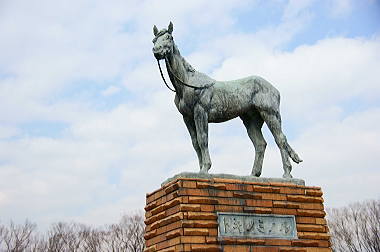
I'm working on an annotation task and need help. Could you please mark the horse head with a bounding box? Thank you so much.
[152,22,174,60]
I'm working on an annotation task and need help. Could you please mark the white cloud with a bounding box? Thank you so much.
[283,0,315,20]
[0,125,19,139]
[101,86,121,96]
[0,0,379,230]
[328,0,353,17]
[210,36,380,122]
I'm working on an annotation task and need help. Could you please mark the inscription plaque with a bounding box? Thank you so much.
[218,212,297,239]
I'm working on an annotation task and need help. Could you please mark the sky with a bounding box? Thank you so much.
[0,0,379,229]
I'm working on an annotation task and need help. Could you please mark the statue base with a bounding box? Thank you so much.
[144,173,331,252]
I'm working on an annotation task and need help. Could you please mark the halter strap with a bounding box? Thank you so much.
[157,59,176,92]
[164,57,214,91]
[156,57,214,92]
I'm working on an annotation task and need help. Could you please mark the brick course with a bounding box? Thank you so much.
[145,178,331,252]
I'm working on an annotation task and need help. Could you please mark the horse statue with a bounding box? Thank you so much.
[152,22,302,178]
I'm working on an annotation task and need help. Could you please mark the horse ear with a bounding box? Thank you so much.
[168,21,173,34]
[153,25,159,36]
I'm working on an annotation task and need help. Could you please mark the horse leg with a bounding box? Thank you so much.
[260,110,293,178]
[240,111,266,177]
[183,116,203,169]
[194,105,212,173]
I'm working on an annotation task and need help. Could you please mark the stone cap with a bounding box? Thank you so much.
[161,172,305,187]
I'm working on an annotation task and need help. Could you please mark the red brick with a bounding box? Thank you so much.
[297,224,326,232]
[305,189,323,197]
[164,182,180,194]
[219,237,266,245]
[144,245,157,252]
[206,236,218,244]
[151,212,183,230]
[191,244,221,252]
[217,198,245,206]
[244,207,272,214]
[272,208,297,215]
[145,201,158,211]
[165,229,182,239]
[181,220,218,228]
[252,185,274,193]
[246,199,273,207]
[278,249,306,252]
[179,188,209,197]
[166,204,180,216]
[292,240,320,247]
[233,191,262,199]
[315,218,327,225]
[279,187,305,195]
[297,209,326,218]
[209,228,218,236]
[197,182,227,190]
[187,212,217,220]
[212,190,234,198]
[144,229,157,240]
[252,247,279,252]
[156,220,182,235]
[296,216,316,224]
[182,181,197,188]
[188,196,218,204]
[287,195,323,203]
[224,245,251,252]
[226,183,248,191]
[183,228,209,236]
[215,205,244,212]
[201,204,214,212]
[261,193,287,201]
[298,232,330,240]
[299,203,324,210]
[273,201,300,209]
[212,178,243,184]
[179,204,201,212]
[265,239,292,246]
[180,236,205,244]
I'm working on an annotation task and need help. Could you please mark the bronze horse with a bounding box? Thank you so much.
[152,22,302,178]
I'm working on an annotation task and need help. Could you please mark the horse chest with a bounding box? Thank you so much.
[176,96,194,116]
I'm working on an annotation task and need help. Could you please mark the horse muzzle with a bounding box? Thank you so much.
[153,48,169,60]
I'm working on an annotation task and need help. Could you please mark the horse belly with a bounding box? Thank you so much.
[208,89,253,123]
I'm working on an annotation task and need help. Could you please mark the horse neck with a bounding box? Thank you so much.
[165,45,193,94]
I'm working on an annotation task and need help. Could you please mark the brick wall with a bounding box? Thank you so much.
[144,177,331,252]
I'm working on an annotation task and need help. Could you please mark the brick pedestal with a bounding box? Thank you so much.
[144,175,331,252]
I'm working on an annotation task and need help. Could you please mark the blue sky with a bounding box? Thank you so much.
[0,0,379,228]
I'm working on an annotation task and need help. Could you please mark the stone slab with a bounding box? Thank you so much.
[161,172,305,187]
[218,212,297,239]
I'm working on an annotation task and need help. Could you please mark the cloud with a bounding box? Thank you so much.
[328,0,353,17]
[101,86,121,96]
[0,0,379,229]
[210,36,380,121]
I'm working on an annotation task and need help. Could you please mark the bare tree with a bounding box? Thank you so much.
[102,212,145,252]
[0,220,36,252]
[0,212,145,252]
[327,199,380,252]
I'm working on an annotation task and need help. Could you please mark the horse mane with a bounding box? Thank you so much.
[173,44,195,74]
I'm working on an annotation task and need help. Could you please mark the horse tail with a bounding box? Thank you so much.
[285,143,303,164]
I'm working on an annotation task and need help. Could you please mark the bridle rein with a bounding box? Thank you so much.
[156,56,214,93]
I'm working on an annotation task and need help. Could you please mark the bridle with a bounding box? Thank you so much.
[156,55,214,93]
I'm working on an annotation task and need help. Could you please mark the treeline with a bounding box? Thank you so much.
[0,213,145,252]
[1,200,379,251]
[327,199,380,252]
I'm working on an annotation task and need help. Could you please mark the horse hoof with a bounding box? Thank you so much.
[199,169,208,174]
[282,173,293,179]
